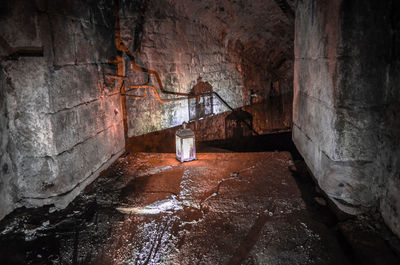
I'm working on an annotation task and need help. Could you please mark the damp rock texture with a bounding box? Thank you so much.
[0,152,355,264]
[0,0,295,221]
[0,0,125,220]
[119,0,294,137]
[293,0,400,237]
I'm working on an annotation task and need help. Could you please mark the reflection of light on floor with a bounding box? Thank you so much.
[117,169,198,215]
[116,196,182,215]
[130,217,179,265]
[116,169,197,264]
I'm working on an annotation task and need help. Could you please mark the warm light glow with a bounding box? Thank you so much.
[182,138,194,160]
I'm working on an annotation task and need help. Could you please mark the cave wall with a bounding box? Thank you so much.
[0,0,124,219]
[0,0,294,220]
[119,0,294,138]
[293,0,400,237]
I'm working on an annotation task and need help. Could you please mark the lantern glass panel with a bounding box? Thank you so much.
[176,135,182,160]
[182,137,194,160]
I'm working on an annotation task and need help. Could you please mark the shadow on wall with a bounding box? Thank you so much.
[114,0,294,138]
[188,77,214,122]
[225,109,253,139]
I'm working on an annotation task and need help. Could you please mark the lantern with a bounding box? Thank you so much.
[176,122,197,162]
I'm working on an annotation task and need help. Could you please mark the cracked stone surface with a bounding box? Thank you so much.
[0,0,124,220]
[0,151,363,264]
[293,0,400,238]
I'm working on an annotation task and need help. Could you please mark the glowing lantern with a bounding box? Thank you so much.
[176,122,196,162]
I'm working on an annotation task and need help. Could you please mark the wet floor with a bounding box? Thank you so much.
[0,151,399,264]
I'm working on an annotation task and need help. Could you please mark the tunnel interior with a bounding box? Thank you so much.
[0,0,400,264]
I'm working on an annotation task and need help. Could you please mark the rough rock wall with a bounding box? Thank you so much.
[379,0,400,239]
[119,0,294,137]
[0,66,16,218]
[0,0,125,219]
[293,0,343,209]
[293,0,400,237]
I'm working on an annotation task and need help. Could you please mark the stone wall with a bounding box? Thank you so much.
[0,0,295,220]
[118,0,294,138]
[0,0,125,220]
[379,0,400,240]
[293,0,400,237]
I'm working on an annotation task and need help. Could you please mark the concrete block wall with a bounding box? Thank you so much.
[379,0,400,239]
[121,0,242,137]
[293,0,400,237]
[0,0,125,219]
[119,0,294,138]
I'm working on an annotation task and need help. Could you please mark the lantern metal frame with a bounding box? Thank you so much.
[176,122,197,162]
